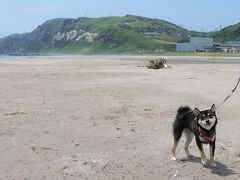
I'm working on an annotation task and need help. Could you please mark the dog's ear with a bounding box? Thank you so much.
[210,104,216,112]
[193,108,201,116]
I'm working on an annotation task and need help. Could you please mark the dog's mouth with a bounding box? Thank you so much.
[198,117,216,130]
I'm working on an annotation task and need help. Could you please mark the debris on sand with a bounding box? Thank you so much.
[41,147,58,151]
[168,170,178,179]
[147,57,169,69]
[31,146,36,152]
[4,110,27,116]
[82,160,88,166]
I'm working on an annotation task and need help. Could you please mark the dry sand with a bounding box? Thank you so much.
[0,55,239,180]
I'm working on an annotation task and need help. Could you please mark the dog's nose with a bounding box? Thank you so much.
[206,120,210,125]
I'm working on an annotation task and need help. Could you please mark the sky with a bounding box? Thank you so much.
[0,0,239,37]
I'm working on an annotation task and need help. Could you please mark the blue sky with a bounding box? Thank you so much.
[0,0,239,37]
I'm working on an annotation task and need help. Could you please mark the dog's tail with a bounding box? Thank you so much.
[176,105,193,120]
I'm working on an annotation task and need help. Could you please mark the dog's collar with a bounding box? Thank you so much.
[198,127,216,144]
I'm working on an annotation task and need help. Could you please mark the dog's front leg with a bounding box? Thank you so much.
[209,140,216,167]
[196,138,207,165]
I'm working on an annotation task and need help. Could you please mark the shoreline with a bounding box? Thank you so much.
[1,54,240,64]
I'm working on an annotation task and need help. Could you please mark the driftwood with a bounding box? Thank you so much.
[147,58,169,69]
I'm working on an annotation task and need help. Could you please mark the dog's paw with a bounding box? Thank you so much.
[171,156,177,161]
[209,161,217,167]
[201,158,207,165]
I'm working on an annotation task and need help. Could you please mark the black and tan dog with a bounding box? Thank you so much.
[171,104,217,167]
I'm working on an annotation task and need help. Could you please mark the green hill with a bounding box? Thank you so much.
[0,15,201,54]
[211,23,240,43]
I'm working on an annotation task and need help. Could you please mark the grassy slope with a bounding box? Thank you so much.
[211,23,240,43]
[0,15,190,54]
[2,16,240,54]
[64,16,184,53]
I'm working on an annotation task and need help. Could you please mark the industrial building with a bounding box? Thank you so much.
[176,37,213,52]
[205,41,240,53]
[222,41,240,53]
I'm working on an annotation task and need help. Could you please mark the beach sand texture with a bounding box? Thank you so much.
[0,56,239,180]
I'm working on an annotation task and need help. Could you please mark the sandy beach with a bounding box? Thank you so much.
[0,55,239,180]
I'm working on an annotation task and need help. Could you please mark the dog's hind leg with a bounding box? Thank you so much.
[184,129,194,158]
[171,125,184,161]
[171,139,179,161]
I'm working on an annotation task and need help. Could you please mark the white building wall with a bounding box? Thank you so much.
[226,41,240,47]
[176,37,213,52]
[176,43,192,51]
[190,37,213,51]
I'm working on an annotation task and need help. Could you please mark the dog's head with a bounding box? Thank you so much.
[194,104,217,130]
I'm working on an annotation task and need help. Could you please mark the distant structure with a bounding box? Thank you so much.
[177,37,240,53]
[222,41,240,53]
[176,37,213,52]
[206,41,240,53]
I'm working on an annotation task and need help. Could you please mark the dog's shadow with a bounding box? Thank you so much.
[180,157,237,177]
